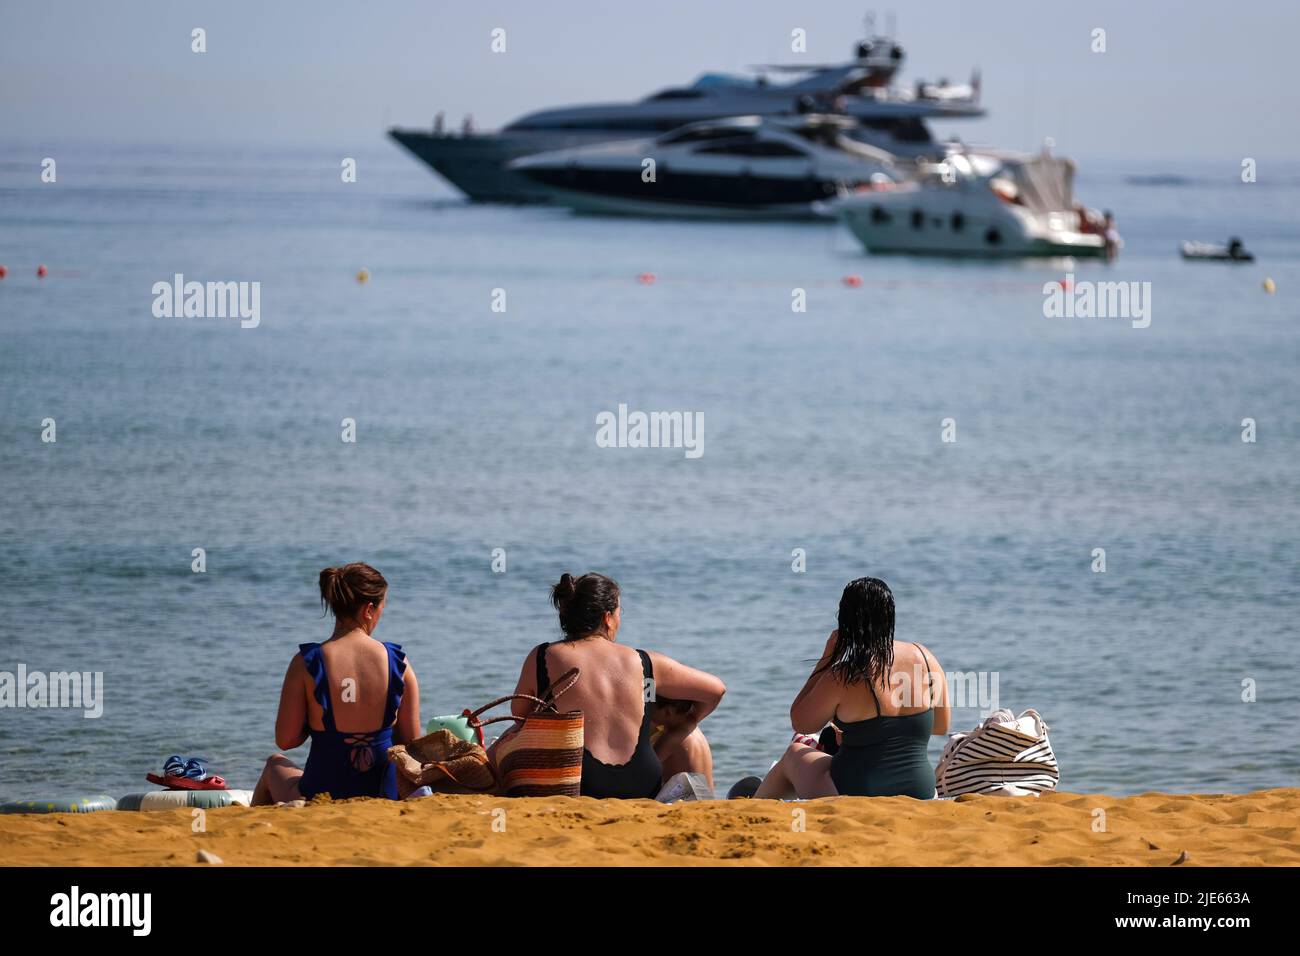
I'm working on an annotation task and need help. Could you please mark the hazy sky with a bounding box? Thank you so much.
[3,0,1296,161]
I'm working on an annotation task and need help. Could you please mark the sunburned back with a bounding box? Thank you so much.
[538,640,647,765]
[306,636,393,732]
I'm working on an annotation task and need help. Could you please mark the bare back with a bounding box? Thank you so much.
[518,640,647,765]
[832,640,945,724]
[304,635,395,733]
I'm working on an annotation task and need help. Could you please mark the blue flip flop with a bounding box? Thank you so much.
[163,755,213,781]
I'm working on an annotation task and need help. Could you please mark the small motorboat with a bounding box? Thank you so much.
[1180,238,1254,262]
[827,145,1116,258]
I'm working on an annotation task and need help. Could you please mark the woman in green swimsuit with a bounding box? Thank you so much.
[754,578,950,800]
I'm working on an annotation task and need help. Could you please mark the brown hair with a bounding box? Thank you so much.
[318,563,388,619]
[550,571,620,640]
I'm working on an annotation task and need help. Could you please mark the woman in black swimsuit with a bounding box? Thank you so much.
[754,577,950,800]
[510,572,726,798]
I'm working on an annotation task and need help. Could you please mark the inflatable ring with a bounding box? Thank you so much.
[0,794,118,814]
[117,790,253,811]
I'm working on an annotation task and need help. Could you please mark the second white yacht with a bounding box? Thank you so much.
[828,148,1116,257]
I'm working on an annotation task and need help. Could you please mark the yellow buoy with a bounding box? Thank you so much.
[1262,277,1275,294]
[356,268,370,284]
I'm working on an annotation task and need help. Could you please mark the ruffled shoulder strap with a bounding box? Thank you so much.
[381,642,407,728]
[298,643,335,733]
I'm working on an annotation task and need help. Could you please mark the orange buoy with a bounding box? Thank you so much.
[637,272,656,284]
[36,264,47,278]
[356,268,370,284]
[842,275,862,287]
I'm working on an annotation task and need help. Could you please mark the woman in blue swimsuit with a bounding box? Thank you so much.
[252,563,421,804]
[754,577,950,800]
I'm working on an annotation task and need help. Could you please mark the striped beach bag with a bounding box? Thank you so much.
[468,667,584,797]
[935,708,1059,798]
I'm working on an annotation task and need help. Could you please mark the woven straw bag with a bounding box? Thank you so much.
[387,728,496,796]
[469,667,584,797]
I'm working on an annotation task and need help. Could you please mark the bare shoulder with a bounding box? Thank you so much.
[643,647,676,669]
[912,641,941,669]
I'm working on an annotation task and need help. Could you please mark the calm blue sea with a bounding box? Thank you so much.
[1,141,1297,802]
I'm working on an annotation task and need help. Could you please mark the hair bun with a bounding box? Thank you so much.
[318,563,387,619]
[552,572,577,608]
[550,571,620,640]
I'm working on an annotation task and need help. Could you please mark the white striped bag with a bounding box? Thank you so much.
[935,708,1059,798]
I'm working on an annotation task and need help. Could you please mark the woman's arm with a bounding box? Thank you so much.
[645,652,725,752]
[393,662,421,745]
[917,643,951,735]
[510,646,539,718]
[646,653,725,718]
[274,655,310,752]
[789,631,840,733]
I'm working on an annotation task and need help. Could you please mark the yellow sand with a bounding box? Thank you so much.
[1,789,1297,866]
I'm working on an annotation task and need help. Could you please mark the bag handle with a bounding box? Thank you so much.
[419,754,497,792]
[464,667,581,731]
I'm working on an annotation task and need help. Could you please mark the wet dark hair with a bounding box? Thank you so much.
[820,577,896,687]
[319,562,388,619]
[550,572,620,640]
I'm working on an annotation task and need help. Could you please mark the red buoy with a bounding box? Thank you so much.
[637,272,656,284]
[36,264,48,278]
[0,265,7,279]
[842,275,862,288]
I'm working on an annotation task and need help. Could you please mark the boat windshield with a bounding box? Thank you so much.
[996,156,1077,212]
[689,73,763,91]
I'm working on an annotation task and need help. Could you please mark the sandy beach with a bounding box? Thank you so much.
[1,788,1296,867]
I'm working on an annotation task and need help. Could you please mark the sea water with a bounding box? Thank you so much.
[0,142,1297,800]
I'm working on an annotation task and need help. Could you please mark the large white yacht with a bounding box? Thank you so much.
[389,28,982,203]
[509,114,899,219]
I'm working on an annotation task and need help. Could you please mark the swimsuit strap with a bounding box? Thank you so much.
[533,642,552,696]
[866,668,882,713]
[635,649,654,728]
[381,642,407,728]
[298,643,336,734]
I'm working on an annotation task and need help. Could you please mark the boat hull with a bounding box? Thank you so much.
[528,184,834,220]
[517,165,846,220]
[388,129,614,203]
[837,192,1109,258]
